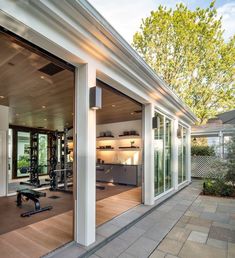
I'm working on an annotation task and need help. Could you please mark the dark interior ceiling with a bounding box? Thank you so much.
[0,32,142,131]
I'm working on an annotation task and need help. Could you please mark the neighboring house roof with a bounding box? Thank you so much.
[217,109,235,124]
[192,110,235,136]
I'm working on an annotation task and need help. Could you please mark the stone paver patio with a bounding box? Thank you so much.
[92,180,235,258]
[150,184,235,258]
[91,181,201,258]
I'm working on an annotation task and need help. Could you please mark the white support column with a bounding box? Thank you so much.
[0,105,9,197]
[187,127,192,182]
[74,64,96,246]
[172,119,178,190]
[143,103,154,205]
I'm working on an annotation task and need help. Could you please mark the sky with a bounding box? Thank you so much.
[88,0,235,43]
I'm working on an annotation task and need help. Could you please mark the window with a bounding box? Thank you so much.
[154,112,173,196]
[38,134,48,175]
[17,131,30,177]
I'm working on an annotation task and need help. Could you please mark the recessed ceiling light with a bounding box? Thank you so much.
[112,104,116,107]
[130,112,134,115]
[40,76,45,79]
[0,96,5,99]
[42,105,46,109]
[44,118,47,121]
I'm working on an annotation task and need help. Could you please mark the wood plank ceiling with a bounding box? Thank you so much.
[0,32,142,130]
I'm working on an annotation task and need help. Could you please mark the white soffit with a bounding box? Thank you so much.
[0,0,197,124]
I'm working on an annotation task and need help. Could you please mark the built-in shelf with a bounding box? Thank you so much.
[96,148,140,152]
[96,149,115,151]
[117,135,141,140]
[117,148,140,151]
[96,137,115,141]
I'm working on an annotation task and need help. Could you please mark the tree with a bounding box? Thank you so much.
[132,1,235,124]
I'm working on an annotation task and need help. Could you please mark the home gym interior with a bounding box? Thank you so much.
[0,28,143,255]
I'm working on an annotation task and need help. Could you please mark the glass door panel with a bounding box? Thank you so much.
[178,126,183,184]
[178,125,187,184]
[38,134,48,175]
[165,118,172,190]
[17,131,30,177]
[154,113,164,196]
[182,128,187,181]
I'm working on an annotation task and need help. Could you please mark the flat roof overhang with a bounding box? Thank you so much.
[0,0,197,125]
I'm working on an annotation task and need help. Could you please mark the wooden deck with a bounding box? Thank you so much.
[0,187,141,258]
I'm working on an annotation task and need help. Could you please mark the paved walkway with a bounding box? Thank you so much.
[91,181,201,258]
[92,181,235,258]
[150,187,235,258]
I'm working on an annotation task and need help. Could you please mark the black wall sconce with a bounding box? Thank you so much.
[177,128,182,138]
[90,86,102,110]
[152,116,160,129]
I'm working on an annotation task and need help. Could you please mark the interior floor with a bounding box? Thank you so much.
[0,183,137,235]
[8,176,50,194]
[0,187,141,258]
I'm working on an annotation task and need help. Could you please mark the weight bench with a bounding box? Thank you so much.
[17,189,52,217]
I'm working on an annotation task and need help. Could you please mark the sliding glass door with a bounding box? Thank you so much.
[165,118,172,190]
[154,112,173,196]
[154,113,164,195]
[178,125,187,184]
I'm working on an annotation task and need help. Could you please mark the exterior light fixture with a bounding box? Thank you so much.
[152,116,160,129]
[90,86,102,110]
[177,128,182,138]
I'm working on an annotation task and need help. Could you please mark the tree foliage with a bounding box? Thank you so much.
[191,145,215,156]
[132,1,235,124]
[225,136,235,186]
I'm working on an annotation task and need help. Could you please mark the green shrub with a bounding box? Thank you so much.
[225,136,235,186]
[191,145,215,156]
[17,155,29,169]
[203,177,235,197]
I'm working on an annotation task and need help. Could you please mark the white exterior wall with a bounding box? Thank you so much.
[0,0,195,247]
[143,104,154,205]
[0,105,9,197]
